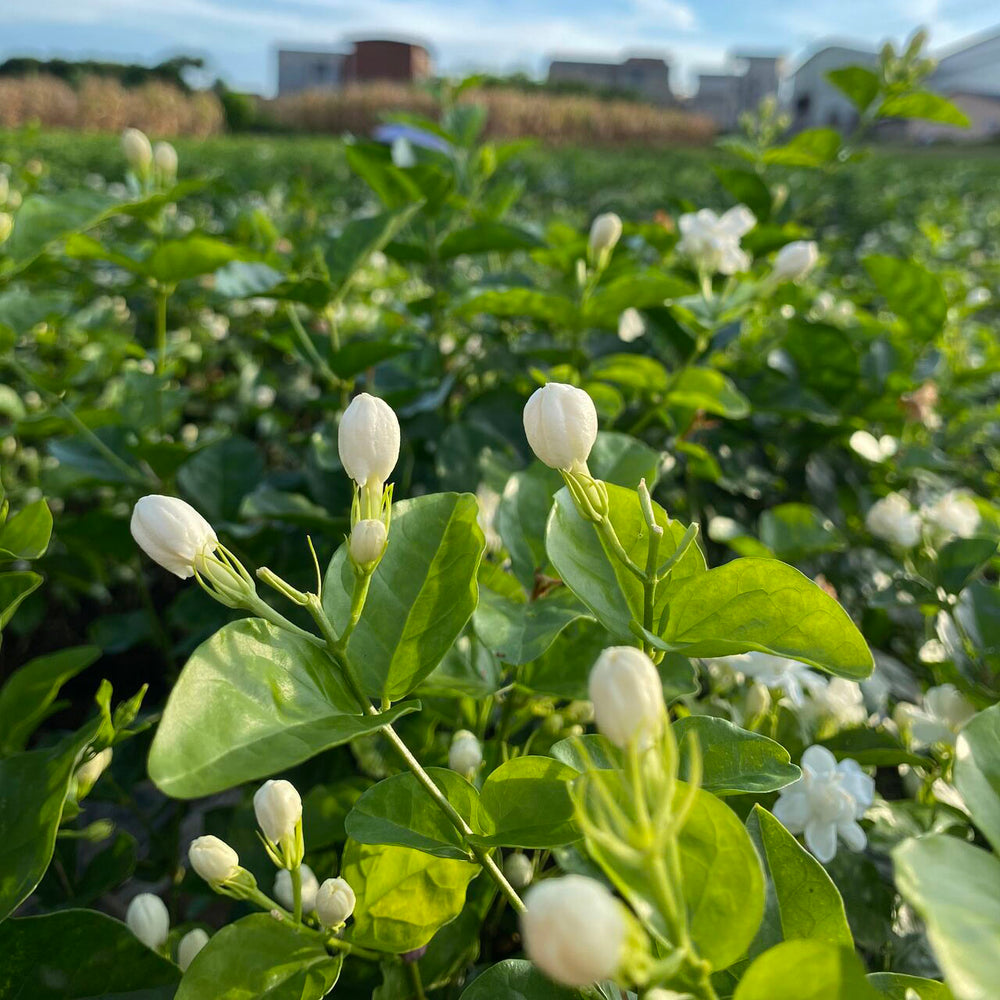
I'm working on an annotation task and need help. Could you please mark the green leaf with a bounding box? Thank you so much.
[438,221,543,259]
[474,587,588,665]
[459,959,587,999]
[0,645,100,755]
[893,835,1000,1000]
[454,287,573,325]
[0,721,99,921]
[759,504,843,561]
[474,756,578,849]
[551,733,622,772]
[327,204,423,299]
[863,255,947,341]
[679,785,766,970]
[346,768,482,860]
[148,618,419,798]
[0,909,179,998]
[659,558,873,679]
[675,717,800,795]
[323,493,485,702]
[666,368,751,419]
[590,353,670,394]
[954,703,1000,853]
[878,91,970,127]
[714,166,773,222]
[867,973,955,1000]
[546,483,706,641]
[144,235,242,285]
[819,727,929,768]
[176,435,263,523]
[734,941,878,999]
[5,191,116,269]
[498,463,560,590]
[826,67,881,113]
[178,914,342,999]
[583,269,694,325]
[764,129,842,168]
[518,617,615,700]
[936,537,998,595]
[747,806,853,950]
[0,570,43,630]
[589,431,665,490]
[343,840,479,953]
[0,499,52,561]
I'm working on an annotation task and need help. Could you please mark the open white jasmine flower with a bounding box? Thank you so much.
[275,863,319,912]
[894,684,976,748]
[804,678,867,730]
[773,745,874,863]
[676,205,755,276]
[921,491,980,540]
[617,307,645,343]
[865,493,921,549]
[849,431,898,464]
[521,875,626,987]
[729,651,826,707]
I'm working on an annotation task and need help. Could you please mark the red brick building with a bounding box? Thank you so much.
[344,39,432,84]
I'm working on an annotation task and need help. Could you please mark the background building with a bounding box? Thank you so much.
[277,37,431,95]
[688,52,783,130]
[547,53,674,104]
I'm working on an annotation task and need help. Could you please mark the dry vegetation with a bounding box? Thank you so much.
[0,75,223,135]
[265,82,716,146]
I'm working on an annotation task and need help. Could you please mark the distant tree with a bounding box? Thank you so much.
[0,55,205,91]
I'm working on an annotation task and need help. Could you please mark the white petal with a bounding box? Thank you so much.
[838,820,867,853]
[804,819,838,863]
[773,789,809,832]
[801,745,837,777]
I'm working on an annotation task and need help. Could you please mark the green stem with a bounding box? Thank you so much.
[291,863,303,925]
[406,960,428,1000]
[324,936,386,962]
[596,519,646,581]
[285,305,342,389]
[305,594,526,913]
[155,285,169,377]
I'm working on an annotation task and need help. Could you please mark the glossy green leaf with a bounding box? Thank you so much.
[763,129,841,168]
[323,493,485,701]
[679,785,765,970]
[518,617,614,700]
[590,353,670,394]
[759,504,844,561]
[459,959,587,999]
[954,703,1000,854]
[666,368,750,419]
[936,537,998,595]
[144,235,242,285]
[0,645,100,754]
[714,166,773,221]
[735,940,878,999]
[0,498,52,561]
[346,768,482,860]
[0,570,43,630]
[438,221,543,259]
[864,255,947,341]
[148,618,419,798]
[0,909,179,999]
[659,558,873,679]
[826,67,880,112]
[178,914,342,999]
[550,733,622,772]
[475,756,578,849]
[819,727,930,768]
[327,204,422,298]
[878,91,970,127]
[473,587,588,665]
[546,482,706,641]
[5,191,116,269]
[893,835,1000,1000]
[588,431,665,490]
[343,840,479,953]
[747,806,853,949]
[675,717,800,795]
[176,436,263,523]
[0,721,99,921]
[868,973,955,1000]
[455,287,572,325]
[498,463,561,590]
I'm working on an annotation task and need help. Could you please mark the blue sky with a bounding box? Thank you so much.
[5,0,999,95]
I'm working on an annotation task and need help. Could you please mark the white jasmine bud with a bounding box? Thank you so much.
[448,729,483,775]
[617,307,645,343]
[588,646,666,750]
[349,518,387,566]
[254,779,302,845]
[522,383,598,473]
[316,876,356,927]
[588,212,623,258]
[866,492,921,549]
[338,393,400,489]
[274,863,319,912]
[177,928,209,971]
[745,682,771,719]
[772,240,819,283]
[521,875,625,987]
[503,851,534,890]
[188,835,240,884]
[153,141,178,184]
[131,495,219,579]
[0,211,12,245]
[122,128,153,172]
[125,893,169,951]
[75,746,112,795]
